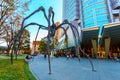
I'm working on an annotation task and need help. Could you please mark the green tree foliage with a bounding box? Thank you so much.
[54,37,58,48]
[38,40,47,53]
[19,29,30,51]
[38,37,59,53]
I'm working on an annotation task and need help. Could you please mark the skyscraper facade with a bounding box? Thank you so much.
[63,0,120,28]
[61,0,81,48]
[61,0,120,58]
[62,0,80,21]
[62,0,112,28]
[82,0,109,28]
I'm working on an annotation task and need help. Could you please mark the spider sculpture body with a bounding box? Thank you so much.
[11,6,95,74]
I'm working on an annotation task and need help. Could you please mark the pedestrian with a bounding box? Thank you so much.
[44,54,46,59]
[114,55,119,62]
[66,54,69,60]
[107,54,110,60]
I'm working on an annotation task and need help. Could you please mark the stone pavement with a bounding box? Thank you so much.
[29,55,120,80]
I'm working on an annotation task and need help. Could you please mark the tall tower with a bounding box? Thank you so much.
[81,0,109,28]
[62,0,80,21]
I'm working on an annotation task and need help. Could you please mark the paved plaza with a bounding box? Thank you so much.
[29,55,120,80]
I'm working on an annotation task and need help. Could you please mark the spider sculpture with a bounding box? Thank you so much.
[11,6,95,74]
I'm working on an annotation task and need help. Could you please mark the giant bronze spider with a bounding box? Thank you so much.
[11,6,95,74]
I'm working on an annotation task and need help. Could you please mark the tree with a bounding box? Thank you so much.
[0,0,32,64]
[38,37,59,56]
[0,0,31,54]
[20,29,30,53]
[13,29,30,59]
[54,37,58,48]
[38,40,47,54]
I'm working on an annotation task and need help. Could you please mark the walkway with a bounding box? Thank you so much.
[29,55,120,80]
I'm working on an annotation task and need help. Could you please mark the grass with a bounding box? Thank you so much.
[0,55,10,59]
[0,54,27,59]
[0,59,36,80]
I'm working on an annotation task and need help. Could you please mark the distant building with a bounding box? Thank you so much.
[55,22,61,40]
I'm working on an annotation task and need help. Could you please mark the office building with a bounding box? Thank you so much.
[60,0,120,58]
[63,0,80,21]
[82,0,109,28]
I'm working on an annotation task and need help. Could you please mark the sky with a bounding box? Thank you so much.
[25,0,63,46]
[0,0,63,47]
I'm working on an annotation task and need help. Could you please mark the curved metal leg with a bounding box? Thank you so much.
[79,47,96,72]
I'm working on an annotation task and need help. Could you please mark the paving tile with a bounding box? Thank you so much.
[29,55,120,80]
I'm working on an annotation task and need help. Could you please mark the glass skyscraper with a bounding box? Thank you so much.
[63,0,120,28]
[61,0,120,58]
[62,0,81,48]
[82,0,109,28]
[62,0,80,21]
